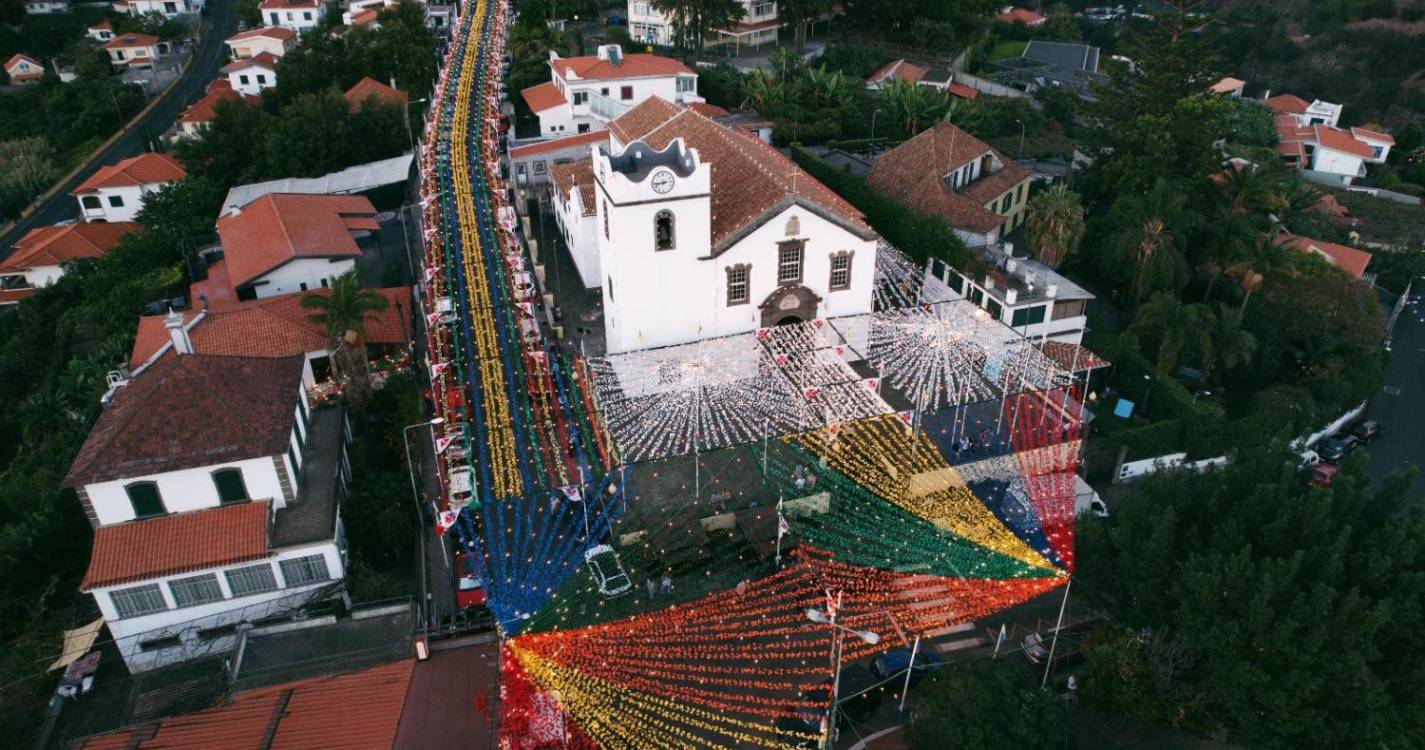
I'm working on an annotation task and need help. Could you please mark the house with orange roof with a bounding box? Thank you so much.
[222,51,280,95]
[1209,76,1245,96]
[72,152,187,223]
[997,6,1046,27]
[224,25,298,59]
[216,193,379,301]
[0,222,139,299]
[63,351,348,673]
[87,20,114,41]
[4,53,45,84]
[259,0,326,31]
[104,32,163,68]
[175,84,260,140]
[865,59,926,90]
[344,76,409,112]
[549,96,879,351]
[520,44,702,138]
[1275,232,1373,282]
[1267,92,1393,185]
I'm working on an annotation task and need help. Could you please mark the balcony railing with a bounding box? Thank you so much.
[589,92,630,121]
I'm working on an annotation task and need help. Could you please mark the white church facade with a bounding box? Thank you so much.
[550,97,879,354]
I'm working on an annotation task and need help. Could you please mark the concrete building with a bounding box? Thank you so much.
[628,0,778,52]
[224,26,298,59]
[4,53,45,84]
[520,45,701,138]
[71,153,187,223]
[0,222,140,302]
[260,0,327,31]
[929,242,1095,345]
[222,52,280,95]
[216,193,379,301]
[104,33,164,68]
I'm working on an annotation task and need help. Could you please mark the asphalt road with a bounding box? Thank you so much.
[0,0,239,260]
[1365,290,1425,503]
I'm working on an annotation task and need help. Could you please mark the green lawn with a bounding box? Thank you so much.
[986,39,1028,60]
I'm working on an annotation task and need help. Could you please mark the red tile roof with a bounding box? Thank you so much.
[997,7,1046,25]
[0,287,38,305]
[207,77,234,94]
[508,130,606,159]
[1313,125,1374,159]
[687,102,729,117]
[947,82,980,100]
[104,33,159,49]
[225,25,297,43]
[180,87,260,124]
[130,287,413,368]
[89,20,112,30]
[351,8,379,25]
[344,76,408,112]
[221,51,280,74]
[81,500,271,590]
[1277,233,1372,281]
[2,222,139,272]
[259,0,321,8]
[72,153,186,195]
[217,193,377,288]
[1037,341,1109,372]
[867,122,1032,232]
[5,53,42,73]
[1210,76,1245,94]
[71,659,416,749]
[1263,93,1310,115]
[64,354,307,487]
[608,97,872,250]
[1350,126,1394,145]
[866,59,925,86]
[552,51,693,81]
[520,80,564,113]
[550,160,596,216]
[607,95,681,143]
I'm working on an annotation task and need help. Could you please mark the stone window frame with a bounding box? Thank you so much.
[726,263,750,306]
[777,240,804,285]
[828,250,853,292]
[654,209,675,251]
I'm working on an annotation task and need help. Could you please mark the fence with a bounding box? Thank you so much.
[950,70,1027,99]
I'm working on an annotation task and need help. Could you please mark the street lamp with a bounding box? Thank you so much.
[870,108,886,141]
[1015,118,1026,159]
[403,417,444,636]
[806,603,880,750]
[1192,388,1211,405]
[1140,373,1153,419]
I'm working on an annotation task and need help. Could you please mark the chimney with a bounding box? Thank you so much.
[165,309,192,355]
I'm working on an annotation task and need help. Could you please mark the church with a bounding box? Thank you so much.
[550,97,880,354]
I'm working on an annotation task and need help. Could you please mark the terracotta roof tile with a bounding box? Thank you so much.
[64,354,307,487]
[344,76,408,112]
[613,99,872,250]
[520,80,564,113]
[81,501,271,589]
[1263,93,1310,115]
[0,287,38,305]
[216,193,376,288]
[687,102,729,117]
[867,122,1031,232]
[607,96,681,144]
[130,287,413,368]
[553,51,693,81]
[180,88,260,124]
[104,33,158,49]
[1313,125,1374,159]
[997,7,1045,24]
[225,25,297,43]
[550,159,596,216]
[1350,126,1394,145]
[1277,233,1372,280]
[221,51,280,74]
[72,153,186,194]
[866,59,925,86]
[947,82,979,100]
[5,53,42,72]
[1210,76,1245,94]
[71,660,415,750]
[90,20,112,30]
[508,130,606,158]
[2,222,139,272]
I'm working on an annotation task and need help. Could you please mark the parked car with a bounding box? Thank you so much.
[871,648,944,687]
[454,551,487,610]
[1310,463,1338,488]
[1350,419,1382,443]
[584,544,633,597]
[1318,434,1358,464]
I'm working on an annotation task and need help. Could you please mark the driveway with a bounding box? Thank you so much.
[1365,289,1425,503]
[0,0,239,258]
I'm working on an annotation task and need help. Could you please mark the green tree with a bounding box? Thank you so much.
[1024,183,1085,268]
[1077,447,1425,747]
[1217,164,1285,217]
[780,0,833,55]
[1208,302,1257,378]
[905,657,1069,750]
[301,269,391,408]
[0,136,61,220]
[650,0,744,51]
[1129,291,1215,375]
[1038,2,1081,41]
[172,95,273,187]
[876,77,952,137]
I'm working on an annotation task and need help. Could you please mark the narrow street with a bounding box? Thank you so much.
[1365,289,1425,504]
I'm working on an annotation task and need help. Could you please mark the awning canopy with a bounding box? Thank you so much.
[48,617,104,672]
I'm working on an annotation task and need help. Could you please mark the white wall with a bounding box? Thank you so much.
[227,65,278,95]
[76,183,163,223]
[85,455,287,525]
[96,540,345,673]
[227,36,293,59]
[17,264,65,288]
[264,4,325,30]
[107,44,160,65]
[250,257,357,299]
[540,69,699,136]
[552,183,601,288]
[1311,147,1365,182]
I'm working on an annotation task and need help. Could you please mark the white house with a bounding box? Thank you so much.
[0,222,140,300]
[550,97,879,353]
[176,81,260,140]
[104,33,163,68]
[64,352,349,673]
[4,53,45,84]
[1264,93,1342,127]
[216,193,378,301]
[260,0,326,31]
[221,52,279,95]
[628,0,777,52]
[520,44,702,138]
[224,26,298,59]
[72,152,187,223]
[929,242,1095,345]
[118,0,206,17]
[87,20,115,41]
[23,0,69,14]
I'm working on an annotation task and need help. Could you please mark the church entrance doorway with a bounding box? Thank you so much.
[759,284,820,328]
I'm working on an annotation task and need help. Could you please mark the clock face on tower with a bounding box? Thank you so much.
[650,169,675,194]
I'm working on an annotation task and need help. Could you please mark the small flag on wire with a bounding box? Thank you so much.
[435,509,457,536]
[563,485,582,503]
[898,410,914,424]
[803,386,819,401]
[435,436,455,454]
[812,319,826,330]
[755,327,770,341]
[862,377,879,391]
[430,362,449,379]
[834,345,846,357]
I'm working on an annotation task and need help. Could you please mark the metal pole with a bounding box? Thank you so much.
[824,591,844,750]
[762,414,770,476]
[774,492,784,569]
[897,634,920,717]
[402,424,430,636]
[1041,578,1072,689]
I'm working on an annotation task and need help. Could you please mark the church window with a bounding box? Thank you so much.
[777,241,803,284]
[726,264,749,305]
[828,251,853,291]
[654,210,674,251]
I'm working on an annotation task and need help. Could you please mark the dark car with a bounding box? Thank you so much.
[870,648,944,688]
[1350,419,1382,443]
[1319,434,1358,464]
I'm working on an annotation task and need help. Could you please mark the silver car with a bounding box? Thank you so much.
[584,544,633,597]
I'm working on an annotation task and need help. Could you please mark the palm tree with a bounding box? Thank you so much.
[1209,303,1257,378]
[1278,178,1324,233]
[1024,183,1086,268]
[1217,164,1285,216]
[1129,217,1178,306]
[301,270,390,408]
[1129,292,1216,376]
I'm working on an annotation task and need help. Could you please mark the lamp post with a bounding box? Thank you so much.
[1192,388,1211,405]
[403,417,444,636]
[870,108,886,141]
[1139,373,1153,419]
[807,599,880,750]
[1015,118,1026,159]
